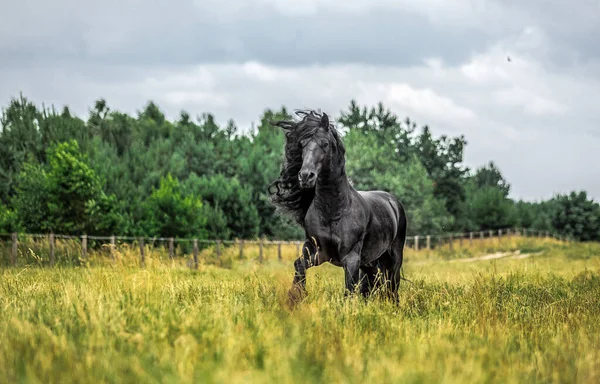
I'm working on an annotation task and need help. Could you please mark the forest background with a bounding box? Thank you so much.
[1,94,598,242]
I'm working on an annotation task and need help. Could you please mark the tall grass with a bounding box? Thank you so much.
[1,236,599,383]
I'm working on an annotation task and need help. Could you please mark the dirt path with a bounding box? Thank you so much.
[412,250,540,265]
[451,250,524,263]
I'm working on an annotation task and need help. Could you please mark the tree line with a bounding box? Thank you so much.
[1,94,599,241]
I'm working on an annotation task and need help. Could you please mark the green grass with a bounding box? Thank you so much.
[1,237,600,383]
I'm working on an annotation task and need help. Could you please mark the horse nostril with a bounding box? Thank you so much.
[299,171,316,184]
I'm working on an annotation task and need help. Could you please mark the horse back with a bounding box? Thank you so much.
[358,190,402,227]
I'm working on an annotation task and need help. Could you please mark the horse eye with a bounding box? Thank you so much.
[322,141,329,148]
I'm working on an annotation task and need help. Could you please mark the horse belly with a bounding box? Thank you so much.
[361,219,395,264]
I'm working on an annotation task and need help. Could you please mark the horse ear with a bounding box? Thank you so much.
[320,113,329,129]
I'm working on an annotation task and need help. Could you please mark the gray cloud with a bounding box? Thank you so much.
[2,0,597,73]
[0,0,498,68]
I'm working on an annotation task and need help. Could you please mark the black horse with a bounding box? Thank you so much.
[268,109,407,299]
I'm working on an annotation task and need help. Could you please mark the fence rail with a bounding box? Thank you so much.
[0,227,571,268]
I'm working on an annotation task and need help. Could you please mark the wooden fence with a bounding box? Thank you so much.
[0,227,570,268]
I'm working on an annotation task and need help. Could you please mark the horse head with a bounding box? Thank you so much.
[268,109,345,224]
[298,113,332,189]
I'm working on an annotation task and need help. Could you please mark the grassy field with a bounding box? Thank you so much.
[1,236,600,383]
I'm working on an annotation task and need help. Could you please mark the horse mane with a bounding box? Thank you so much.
[268,109,346,225]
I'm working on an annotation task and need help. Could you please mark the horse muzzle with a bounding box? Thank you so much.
[298,170,316,188]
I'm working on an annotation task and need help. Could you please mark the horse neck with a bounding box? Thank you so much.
[313,162,352,219]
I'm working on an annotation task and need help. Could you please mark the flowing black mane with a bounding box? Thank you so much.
[268,109,345,224]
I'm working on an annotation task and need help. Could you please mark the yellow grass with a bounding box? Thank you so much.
[1,236,599,383]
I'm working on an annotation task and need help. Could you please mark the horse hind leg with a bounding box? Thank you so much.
[388,229,406,295]
[377,236,405,299]
[359,265,380,297]
[388,202,407,296]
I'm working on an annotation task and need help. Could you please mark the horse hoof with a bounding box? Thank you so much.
[288,284,306,305]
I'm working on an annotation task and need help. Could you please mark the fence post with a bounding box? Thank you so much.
[239,239,244,259]
[193,239,198,269]
[480,231,484,240]
[459,235,463,248]
[81,235,87,261]
[259,240,263,263]
[545,231,549,239]
[469,232,473,246]
[139,237,145,266]
[169,237,174,260]
[49,233,55,266]
[278,242,282,261]
[296,242,301,258]
[489,230,493,239]
[523,228,527,237]
[110,235,116,263]
[426,235,431,250]
[414,236,419,251]
[449,235,453,251]
[11,232,17,266]
[216,240,221,260]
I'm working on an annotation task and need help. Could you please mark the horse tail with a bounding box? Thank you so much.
[389,194,408,293]
[388,194,408,244]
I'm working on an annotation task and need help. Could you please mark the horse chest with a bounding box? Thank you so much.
[317,232,342,259]
[304,199,365,264]
[305,220,346,263]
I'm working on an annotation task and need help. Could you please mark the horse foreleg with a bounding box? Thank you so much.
[342,252,361,296]
[288,257,308,304]
[289,239,319,303]
[292,257,308,289]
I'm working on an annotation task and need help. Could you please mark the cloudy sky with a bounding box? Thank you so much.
[1,0,599,201]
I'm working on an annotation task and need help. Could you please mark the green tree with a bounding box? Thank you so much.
[11,160,50,233]
[513,200,536,228]
[0,202,17,233]
[550,191,600,241]
[11,140,121,234]
[142,174,209,239]
[0,95,44,204]
[44,141,104,233]
[472,161,510,197]
[413,126,469,226]
[465,183,516,231]
[3,94,596,241]
[185,174,260,239]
